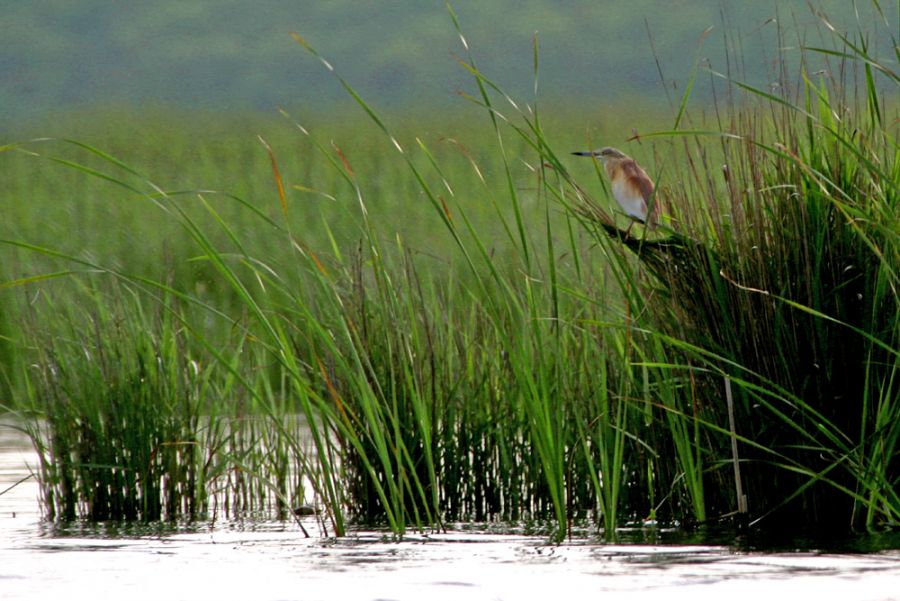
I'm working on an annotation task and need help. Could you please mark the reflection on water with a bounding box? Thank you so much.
[3,418,900,601]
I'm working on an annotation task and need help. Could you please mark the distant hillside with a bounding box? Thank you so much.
[1,1,893,125]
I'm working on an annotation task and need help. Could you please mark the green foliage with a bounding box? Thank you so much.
[21,284,218,521]
[569,30,900,528]
[1,1,898,540]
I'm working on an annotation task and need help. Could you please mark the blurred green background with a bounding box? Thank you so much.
[1,0,895,294]
[2,0,892,130]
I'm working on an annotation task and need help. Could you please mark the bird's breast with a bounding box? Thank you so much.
[611,178,648,220]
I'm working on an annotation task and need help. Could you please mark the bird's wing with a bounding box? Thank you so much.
[624,159,662,225]
[621,160,654,202]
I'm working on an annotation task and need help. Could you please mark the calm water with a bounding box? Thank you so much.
[3,420,900,601]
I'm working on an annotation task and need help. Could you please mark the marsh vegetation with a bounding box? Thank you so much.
[1,4,897,541]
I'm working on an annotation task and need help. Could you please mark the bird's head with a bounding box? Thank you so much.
[571,146,629,164]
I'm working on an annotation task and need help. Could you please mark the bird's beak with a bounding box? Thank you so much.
[571,151,596,157]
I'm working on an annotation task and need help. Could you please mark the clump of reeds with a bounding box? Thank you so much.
[285,2,899,535]
[564,10,899,529]
[22,283,219,521]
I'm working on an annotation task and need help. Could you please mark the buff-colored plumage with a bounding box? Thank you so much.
[572,147,659,232]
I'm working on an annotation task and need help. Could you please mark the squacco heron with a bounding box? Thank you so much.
[572,147,659,235]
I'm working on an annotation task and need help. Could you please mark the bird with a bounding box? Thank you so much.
[572,147,660,235]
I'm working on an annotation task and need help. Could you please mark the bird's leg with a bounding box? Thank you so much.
[624,219,635,238]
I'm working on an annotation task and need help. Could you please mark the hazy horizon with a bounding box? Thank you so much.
[2,1,896,129]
